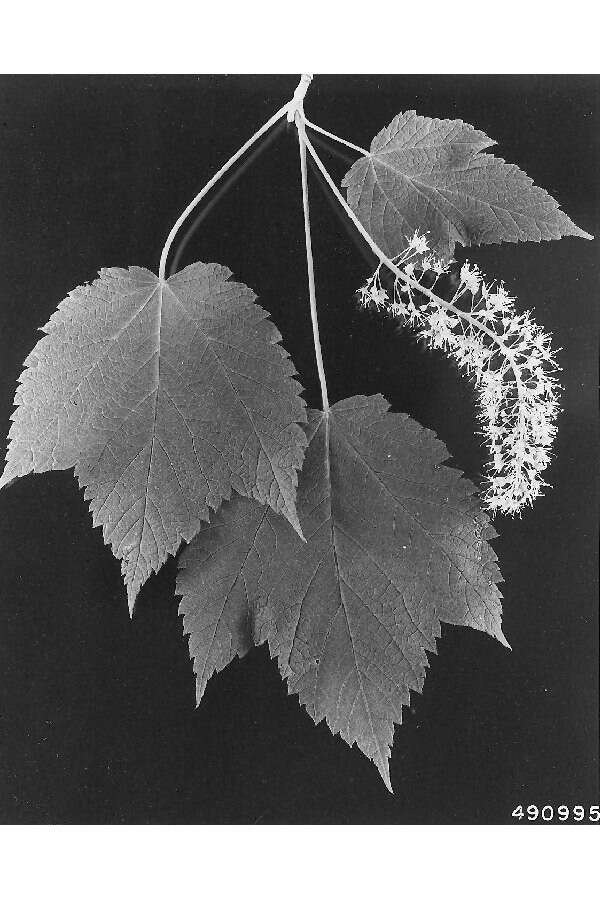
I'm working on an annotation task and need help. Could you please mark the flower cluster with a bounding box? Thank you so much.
[357,233,561,515]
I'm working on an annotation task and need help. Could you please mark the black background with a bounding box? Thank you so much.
[0,75,597,824]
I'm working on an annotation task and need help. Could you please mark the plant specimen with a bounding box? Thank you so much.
[0,74,592,791]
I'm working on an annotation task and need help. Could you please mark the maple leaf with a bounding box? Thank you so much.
[0,262,307,611]
[177,395,508,790]
[341,110,593,260]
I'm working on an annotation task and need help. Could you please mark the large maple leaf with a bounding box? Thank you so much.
[177,395,508,790]
[0,261,307,610]
[341,110,593,260]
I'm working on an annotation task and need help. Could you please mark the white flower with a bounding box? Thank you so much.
[431,257,450,276]
[486,284,514,314]
[460,262,481,295]
[408,231,429,254]
[390,301,408,317]
[370,287,388,309]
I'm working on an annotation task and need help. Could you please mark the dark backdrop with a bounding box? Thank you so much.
[0,75,597,824]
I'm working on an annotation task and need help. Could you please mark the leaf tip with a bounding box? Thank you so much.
[373,748,394,793]
[294,522,307,542]
[286,507,306,542]
[496,626,511,651]
[0,470,16,492]
[127,590,136,619]
[380,766,394,794]
[564,218,594,241]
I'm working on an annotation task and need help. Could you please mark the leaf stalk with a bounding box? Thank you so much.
[296,114,329,413]
[158,101,291,280]
[303,118,369,156]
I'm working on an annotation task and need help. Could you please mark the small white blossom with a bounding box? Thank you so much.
[370,287,388,309]
[431,257,450,276]
[408,231,429,254]
[460,262,481,295]
[390,300,408,317]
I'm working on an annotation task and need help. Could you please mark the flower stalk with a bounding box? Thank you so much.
[357,242,561,514]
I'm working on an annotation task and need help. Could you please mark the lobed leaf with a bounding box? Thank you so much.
[0,262,307,611]
[342,110,593,260]
[177,395,508,790]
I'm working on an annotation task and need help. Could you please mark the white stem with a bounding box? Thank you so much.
[304,118,369,156]
[296,114,329,413]
[286,74,313,122]
[158,101,291,280]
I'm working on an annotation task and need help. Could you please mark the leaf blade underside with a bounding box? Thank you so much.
[177,395,508,790]
[342,110,593,260]
[0,262,307,610]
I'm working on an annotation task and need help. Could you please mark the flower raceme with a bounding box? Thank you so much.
[357,234,561,516]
